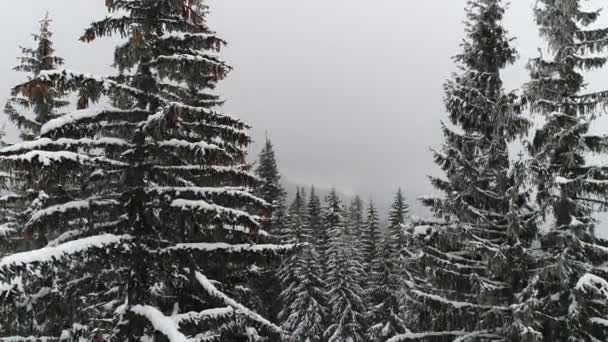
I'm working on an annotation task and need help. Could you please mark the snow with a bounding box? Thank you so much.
[0,223,14,237]
[166,242,295,254]
[0,234,132,268]
[157,139,220,152]
[410,290,506,310]
[554,176,572,184]
[130,305,187,342]
[575,273,608,299]
[387,331,468,342]
[147,186,266,206]
[0,276,23,296]
[194,271,283,336]
[40,107,136,136]
[151,53,221,65]
[413,225,434,236]
[28,198,119,226]
[0,337,58,342]
[172,307,233,324]
[591,317,608,327]
[0,150,126,167]
[171,199,259,225]
[0,137,130,155]
[160,32,214,40]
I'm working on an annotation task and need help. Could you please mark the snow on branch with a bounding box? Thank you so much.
[0,336,60,342]
[147,186,268,207]
[172,307,234,325]
[130,305,187,342]
[0,150,126,168]
[387,331,468,342]
[575,273,608,300]
[410,290,507,310]
[194,271,283,336]
[171,199,260,226]
[165,242,295,255]
[0,137,131,155]
[40,107,148,136]
[27,198,120,227]
[0,234,132,269]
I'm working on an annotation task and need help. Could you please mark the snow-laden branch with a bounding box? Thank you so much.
[0,234,132,268]
[194,271,283,336]
[130,305,187,342]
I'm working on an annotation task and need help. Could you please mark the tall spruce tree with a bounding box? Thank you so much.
[348,196,364,242]
[387,188,409,258]
[362,200,382,288]
[367,192,410,342]
[255,137,287,239]
[0,1,289,340]
[279,188,327,342]
[523,0,608,340]
[4,12,68,141]
[0,13,69,254]
[324,190,366,342]
[395,0,535,340]
[252,137,287,324]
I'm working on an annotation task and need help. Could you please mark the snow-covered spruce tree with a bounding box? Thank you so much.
[279,188,326,342]
[348,195,364,242]
[255,136,287,238]
[347,195,366,284]
[324,190,366,342]
[523,1,608,340]
[252,136,287,324]
[367,192,410,342]
[306,186,330,332]
[387,188,409,260]
[0,1,290,340]
[394,0,535,340]
[4,12,68,140]
[0,13,69,254]
[362,200,382,288]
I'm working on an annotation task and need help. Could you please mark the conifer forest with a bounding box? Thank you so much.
[4,0,608,341]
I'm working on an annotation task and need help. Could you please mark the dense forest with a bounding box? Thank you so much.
[1,0,608,341]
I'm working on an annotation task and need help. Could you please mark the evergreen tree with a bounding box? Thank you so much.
[523,0,608,340]
[307,187,323,252]
[387,188,409,257]
[252,137,287,324]
[255,136,287,239]
[311,187,331,279]
[367,194,409,342]
[0,1,288,340]
[396,0,535,340]
[324,190,366,342]
[279,188,327,342]
[4,12,68,140]
[361,200,382,287]
[0,13,69,254]
[348,195,364,242]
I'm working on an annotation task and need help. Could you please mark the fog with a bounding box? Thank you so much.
[1,1,608,231]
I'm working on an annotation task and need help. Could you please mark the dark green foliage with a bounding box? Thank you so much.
[4,13,68,141]
[324,190,366,342]
[0,14,69,256]
[522,0,608,340]
[0,1,287,340]
[255,137,287,238]
[279,188,327,342]
[403,0,536,340]
[362,200,382,287]
[367,194,410,342]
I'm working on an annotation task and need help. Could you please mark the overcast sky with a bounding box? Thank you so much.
[1,1,608,229]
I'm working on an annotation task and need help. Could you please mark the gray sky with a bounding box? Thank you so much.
[1,1,608,228]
